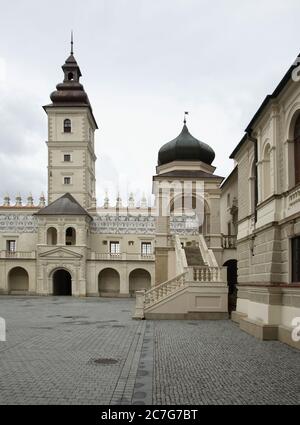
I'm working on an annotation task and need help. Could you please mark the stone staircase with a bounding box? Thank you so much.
[184,246,206,267]
[133,235,228,319]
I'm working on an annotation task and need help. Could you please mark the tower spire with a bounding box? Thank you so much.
[183,111,189,125]
[70,30,74,55]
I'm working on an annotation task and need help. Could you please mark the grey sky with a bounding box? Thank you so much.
[0,0,300,206]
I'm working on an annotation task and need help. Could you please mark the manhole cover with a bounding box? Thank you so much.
[92,358,118,365]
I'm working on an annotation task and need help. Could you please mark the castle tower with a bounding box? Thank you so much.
[43,36,98,208]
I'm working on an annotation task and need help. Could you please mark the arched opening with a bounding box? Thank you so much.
[223,260,237,314]
[53,269,72,295]
[67,72,74,81]
[47,227,57,245]
[294,115,300,185]
[65,227,76,245]
[8,267,29,294]
[98,268,120,296]
[263,143,271,199]
[129,269,151,296]
[63,119,71,133]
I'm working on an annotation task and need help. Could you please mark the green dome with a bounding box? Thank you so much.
[158,124,215,166]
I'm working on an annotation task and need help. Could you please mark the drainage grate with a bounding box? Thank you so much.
[91,358,118,365]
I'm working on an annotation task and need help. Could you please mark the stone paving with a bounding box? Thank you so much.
[0,296,299,405]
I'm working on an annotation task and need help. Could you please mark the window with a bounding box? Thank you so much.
[65,227,76,246]
[63,119,71,133]
[294,115,300,185]
[6,240,16,252]
[141,242,152,255]
[47,227,57,245]
[110,241,120,254]
[64,154,71,162]
[64,177,71,185]
[292,236,300,283]
[67,72,74,81]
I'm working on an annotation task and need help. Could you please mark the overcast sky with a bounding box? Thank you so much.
[0,0,300,206]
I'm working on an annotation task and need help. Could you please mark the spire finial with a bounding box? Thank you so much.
[183,111,189,125]
[70,30,74,55]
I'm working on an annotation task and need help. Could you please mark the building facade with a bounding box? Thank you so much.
[1,43,298,348]
[0,46,233,309]
[230,55,300,349]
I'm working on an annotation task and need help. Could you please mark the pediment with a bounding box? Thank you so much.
[39,247,82,259]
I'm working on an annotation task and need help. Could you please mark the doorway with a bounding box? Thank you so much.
[53,269,72,295]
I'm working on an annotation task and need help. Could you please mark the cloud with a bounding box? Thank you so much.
[0,0,300,206]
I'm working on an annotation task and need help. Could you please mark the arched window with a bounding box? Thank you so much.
[63,119,71,133]
[67,72,74,81]
[47,227,57,245]
[263,143,271,199]
[65,227,76,245]
[294,115,300,185]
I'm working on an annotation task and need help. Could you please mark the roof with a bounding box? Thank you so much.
[35,193,92,218]
[229,134,248,159]
[220,165,238,188]
[158,124,215,166]
[154,170,224,180]
[230,52,300,159]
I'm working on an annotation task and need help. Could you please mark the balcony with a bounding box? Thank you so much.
[221,235,237,249]
[93,252,155,261]
[288,185,300,208]
[0,251,36,259]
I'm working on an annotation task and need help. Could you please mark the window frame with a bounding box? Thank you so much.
[63,119,72,133]
[63,154,71,162]
[110,241,120,254]
[63,176,72,185]
[6,240,16,252]
[141,242,152,255]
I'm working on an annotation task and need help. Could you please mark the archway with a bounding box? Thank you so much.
[65,227,76,245]
[8,267,29,293]
[53,269,72,295]
[129,268,151,296]
[98,268,120,296]
[47,227,57,245]
[223,260,237,314]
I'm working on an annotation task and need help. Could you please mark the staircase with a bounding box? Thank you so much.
[184,246,206,266]
[133,235,228,319]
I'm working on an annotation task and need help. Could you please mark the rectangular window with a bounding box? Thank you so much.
[110,241,120,254]
[6,240,16,252]
[292,236,300,283]
[141,242,152,255]
[64,177,71,185]
[64,154,71,162]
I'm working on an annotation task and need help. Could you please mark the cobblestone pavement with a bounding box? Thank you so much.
[0,297,299,405]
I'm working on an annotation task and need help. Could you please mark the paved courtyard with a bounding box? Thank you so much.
[0,296,299,405]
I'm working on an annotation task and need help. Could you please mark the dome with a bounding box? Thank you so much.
[158,124,215,166]
[49,53,90,106]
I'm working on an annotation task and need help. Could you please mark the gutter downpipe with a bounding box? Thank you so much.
[247,130,258,223]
